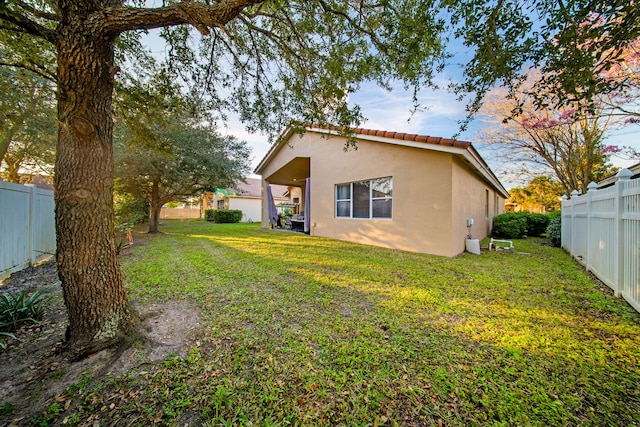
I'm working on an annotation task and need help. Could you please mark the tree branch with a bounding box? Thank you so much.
[0,61,57,82]
[0,2,56,42]
[13,0,60,21]
[95,0,263,38]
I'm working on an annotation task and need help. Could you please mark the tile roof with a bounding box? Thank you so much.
[309,123,472,149]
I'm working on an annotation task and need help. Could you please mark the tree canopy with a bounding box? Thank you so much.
[114,68,251,233]
[446,0,640,120]
[478,71,616,195]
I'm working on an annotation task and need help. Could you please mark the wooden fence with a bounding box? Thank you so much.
[159,207,202,219]
[0,181,56,279]
[562,168,640,313]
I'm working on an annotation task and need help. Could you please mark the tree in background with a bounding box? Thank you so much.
[1,127,56,183]
[114,67,251,233]
[0,69,57,182]
[478,71,616,195]
[116,124,250,234]
[506,176,564,214]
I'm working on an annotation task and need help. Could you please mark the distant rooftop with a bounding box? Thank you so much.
[228,178,288,198]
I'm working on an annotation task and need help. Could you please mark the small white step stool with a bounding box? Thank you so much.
[489,238,514,252]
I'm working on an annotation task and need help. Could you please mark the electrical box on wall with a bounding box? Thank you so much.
[466,219,474,227]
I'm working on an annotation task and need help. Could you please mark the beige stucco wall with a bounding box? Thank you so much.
[450,158,505,254]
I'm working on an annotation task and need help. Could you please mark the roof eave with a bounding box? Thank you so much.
[253,126,296,175]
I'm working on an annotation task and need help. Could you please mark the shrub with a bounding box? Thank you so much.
[114,196,149,228]
[204,209,215,221]
[492,212,528,238]
[547,215,562,247]
[212,209,243,223]
[0,288,49,332]
[524,213,550,237]
[547,210,561,220]
[0,331,15,349]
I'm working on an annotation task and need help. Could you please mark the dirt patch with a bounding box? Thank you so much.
[0,260,201,426]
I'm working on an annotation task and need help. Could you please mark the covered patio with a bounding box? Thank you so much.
[263,156,311,233]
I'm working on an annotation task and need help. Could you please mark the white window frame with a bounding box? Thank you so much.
[335,183,352,218]
[335,177,392,219]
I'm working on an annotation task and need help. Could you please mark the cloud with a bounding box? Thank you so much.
[349,81,471,138]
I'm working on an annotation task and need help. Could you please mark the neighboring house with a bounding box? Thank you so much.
[254,125,509,257]
[203,178,288,223]
[159,201,201,219]
[597,162,640,189]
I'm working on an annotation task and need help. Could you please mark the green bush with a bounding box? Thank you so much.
[114,195,149,228]
[212,209,243,223]
[547,215,562,247]
[0,288,49,335]
[547,210,561,220]
[492,212,528,238]
[524,213,550,237]
[204,209,215,221]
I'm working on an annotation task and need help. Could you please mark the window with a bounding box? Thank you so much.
[335,177,392,219]
[336,184,351,217]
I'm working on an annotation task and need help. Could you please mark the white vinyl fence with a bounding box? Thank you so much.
[562,168,640,313]
[0,181,56,279]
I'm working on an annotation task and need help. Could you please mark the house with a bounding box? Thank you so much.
[159,201,202,219]
[202,178,288,223]
[254,125,509,257]
[597,162,640,189]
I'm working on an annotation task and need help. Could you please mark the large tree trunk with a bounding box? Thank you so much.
[0,114,25,171]
[148,178,161,233]
[54,17,138,357]
[5,157,20,183]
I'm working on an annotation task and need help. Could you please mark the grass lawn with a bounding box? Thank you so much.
[53,221,639,426]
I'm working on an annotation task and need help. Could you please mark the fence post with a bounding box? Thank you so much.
[585,182,598,273]
[570,190,580,257]
[27,184,36,266]
[561,195,568,249]
[614,169,632,297]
